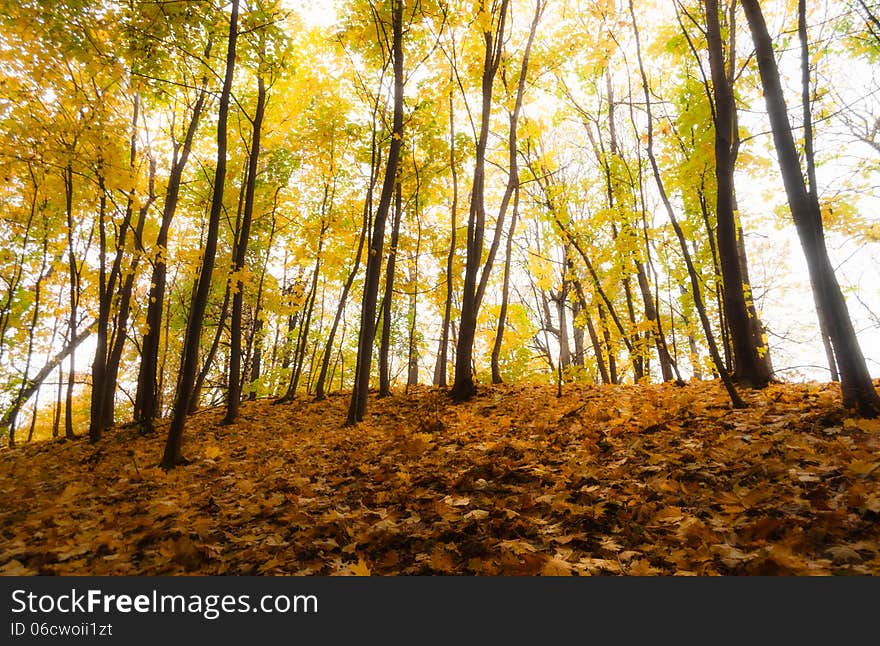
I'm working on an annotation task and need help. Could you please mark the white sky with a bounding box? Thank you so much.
[288,0,338,28]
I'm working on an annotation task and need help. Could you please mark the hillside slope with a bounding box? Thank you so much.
[1,381,879,575]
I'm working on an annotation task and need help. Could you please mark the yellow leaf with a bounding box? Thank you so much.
[349,557,371,576]
[846,460,880,478]
[843,418,880,433]
[205,446,222,459]
[652,506,685,524]
[498,539,538,555]
[430,546,457,573]
[58,483,84,504]
[628,559,662,575]
[542,557,574,576]
[0,559,34,575]
[476,9,492,32]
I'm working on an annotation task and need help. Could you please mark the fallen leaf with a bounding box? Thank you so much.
[205,446,222,460]
[349,558,371,576]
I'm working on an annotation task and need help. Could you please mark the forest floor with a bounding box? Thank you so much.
[1,380,879,576]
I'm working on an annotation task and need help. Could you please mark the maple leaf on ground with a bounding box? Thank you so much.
[349,558,371,576]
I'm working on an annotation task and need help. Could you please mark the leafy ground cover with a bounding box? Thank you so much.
[1,380,879,575]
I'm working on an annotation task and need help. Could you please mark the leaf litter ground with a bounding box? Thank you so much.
[2,380,879,575]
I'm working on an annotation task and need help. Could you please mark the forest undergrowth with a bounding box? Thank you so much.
[2,380,879,576]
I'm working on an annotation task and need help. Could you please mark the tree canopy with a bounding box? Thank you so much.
[0,0,878,450]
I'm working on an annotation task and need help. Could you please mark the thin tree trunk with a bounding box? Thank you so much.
[601,74,643,380]
[623,71,678,382]
[103,158,156,432]
[189,274,231,413]
[451,0,511,402]
[7,234,49,447]
[491,185,519,384]
[406,158,422,389]
[584,307,609,384]
[315,112,380,401]
[315,199,369,400]
[64,163,79,439]
[135,59,210,430]
[225,74,267,424]
[798,0,838,383]
[88,169,110,441]
[705,0,773,388]
[434,75,458,388]
[161,1,239,468]
[53,363,63,439]
[346,0,404,425]
[598,305,618,385]
[379,182,403,397]
[25,388,39,443]
[281,225,326,401]
[629,0,745,408]
[248,200,279,400]
[696,181,731,371]
[0,170,38,366]
[434,74,458,388]
[556,287,572,372]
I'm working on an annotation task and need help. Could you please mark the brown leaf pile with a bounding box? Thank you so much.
[1,380,879,575]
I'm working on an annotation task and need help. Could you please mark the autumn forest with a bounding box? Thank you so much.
[1,0,879,576]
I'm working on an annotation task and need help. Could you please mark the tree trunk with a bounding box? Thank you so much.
[433,75,458,388]
[189,272,231,413]
[451,0,511,402]
[379,182,403,397]
[624,74,678,382]
[598,305,618,385]
[63,163,79,439]
[248,200,279,400]
[7,235,49,446]
[797,0,838,383]
[741,0,880,416]
[406,159,422,390]
[705,0,773,388]
[134,67,210,430]
[346,0,404,425]
[161,0,239,468]
[89,171,111,442]
[224,74,266,424]
[556,288,572,372]
[281,225,325,402]
[315,198,369,400]
[491,185,519,384]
